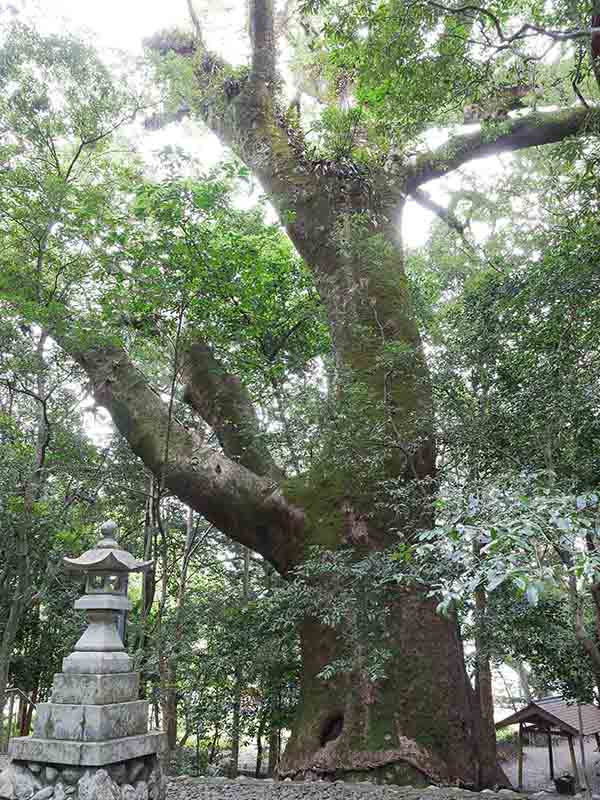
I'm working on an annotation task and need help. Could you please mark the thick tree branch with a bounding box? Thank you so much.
[592,2,600,89]
[275,0,295,38]
[425,1,600,45]
[181,339,285,481]
[406,107,597,189]
[186,0,206,49]
[249,0,277,83]
[144,103,191,131]
[145,16,345,277]
[412,187,468,238]
[66,340,303,572]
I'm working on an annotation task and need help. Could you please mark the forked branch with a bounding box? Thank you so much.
[182,339,284,481]
[412,187,468,239]
[62,339,302,571]
[406,107,597,188]
[425,1,600,45]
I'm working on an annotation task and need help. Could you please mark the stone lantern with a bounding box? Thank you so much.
[62,520,151,675]
[0,521,166,800]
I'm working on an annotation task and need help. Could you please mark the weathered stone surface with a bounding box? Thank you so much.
[44,769,58,785]
[134,781,149,800]
[50,673,139,706]
[0,768,16,800]
[13,765,40,800]
[58,772,80,787]
[9,732,165,767]
[74,595,130,612]
[30,787,53,800]
[108,763,127,784]
[52,784,65,800]
[34,701,148,742]
[78,769,120,800]
[62,651,132,674]
[147,766,165,800]
[128,761,145,783]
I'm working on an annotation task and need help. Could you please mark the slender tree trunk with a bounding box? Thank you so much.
[473,542,500,787]
[267,726,280,777]
[209,726,221,764]
[230,670,242,777]
[255,708,268,777]
[161,660,178,755]
[514,661,532,703]
[0,330,49,741]
[230,547,251,776]
[23,687,37,736]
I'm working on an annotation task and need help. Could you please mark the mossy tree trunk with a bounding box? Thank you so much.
[51,0,595,787]
[281,594,486,785]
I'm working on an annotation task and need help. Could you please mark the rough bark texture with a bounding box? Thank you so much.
[47,7,599,789]
[280,595,488,786]
[182,339,284,481]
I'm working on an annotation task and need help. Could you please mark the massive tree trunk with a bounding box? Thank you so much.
[37,1,596,787]
[282,596,484,785]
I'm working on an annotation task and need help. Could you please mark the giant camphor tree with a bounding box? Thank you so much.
[1,0,600,787]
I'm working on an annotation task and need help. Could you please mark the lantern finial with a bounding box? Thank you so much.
[98,519,119,548]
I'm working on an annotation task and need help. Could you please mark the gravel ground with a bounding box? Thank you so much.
[166,778,528,800]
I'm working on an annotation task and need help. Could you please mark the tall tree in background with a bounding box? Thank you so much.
[1,2,599,786]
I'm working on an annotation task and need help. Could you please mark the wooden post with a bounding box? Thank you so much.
[518,723,524,790]
[7,692,15,744]
[548,732,555,780]
[568,734,580,789]
[577,703,591,799]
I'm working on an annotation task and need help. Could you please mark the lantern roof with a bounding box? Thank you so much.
[63,520,153,574]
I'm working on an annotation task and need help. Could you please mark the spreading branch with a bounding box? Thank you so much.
[425,1,600,45]
[64,339,303,571]
[181,339,285,481]
[406,107,597,189]
[411,187,468,238]
[144,103,191,131]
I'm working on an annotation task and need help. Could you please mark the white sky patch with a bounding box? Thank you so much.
[45,0,188,53]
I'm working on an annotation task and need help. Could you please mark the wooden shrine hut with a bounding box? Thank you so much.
[496,696,600,790]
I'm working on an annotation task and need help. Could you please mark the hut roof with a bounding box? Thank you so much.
[496,696,600,737]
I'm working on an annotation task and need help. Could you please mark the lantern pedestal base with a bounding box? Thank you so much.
[62,651,132,674]
[34,700,149,742]
[51,672,140,705]
[0,751,166,800]
[8,731,165,766]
